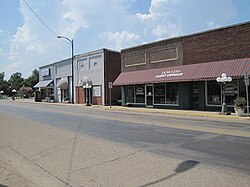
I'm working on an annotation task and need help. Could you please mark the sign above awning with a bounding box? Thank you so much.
[33,80,53,88]
[113,58,250,86]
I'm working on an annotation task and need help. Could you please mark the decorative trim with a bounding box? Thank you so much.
[124,53,147,67]
[150,47,178,64]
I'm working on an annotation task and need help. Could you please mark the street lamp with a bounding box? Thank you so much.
[57,35,74,104]
[83,83,92,106]
[12,89,16,100]
[216,73,232,114]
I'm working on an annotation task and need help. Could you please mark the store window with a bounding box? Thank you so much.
[207,80,238,106]
[126,86,135,103]
[166,83,179,104]
[238,79,250,99]
[224,81,238,105]
[135,85,145,103]
[207,81,221,105]
[154,84,165,104]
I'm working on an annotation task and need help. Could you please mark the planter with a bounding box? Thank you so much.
[234,107,245,116]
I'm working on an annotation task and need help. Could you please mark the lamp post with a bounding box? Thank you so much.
[0,90,4,99]
[83,83,92,106]
[12,89,16,100]
[216,73,232,114]
[57,35,74,104]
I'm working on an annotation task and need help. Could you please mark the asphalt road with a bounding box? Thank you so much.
[1,100,250,177]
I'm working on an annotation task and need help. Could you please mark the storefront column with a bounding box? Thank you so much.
[179,83,190,110]
[121,86,125,106]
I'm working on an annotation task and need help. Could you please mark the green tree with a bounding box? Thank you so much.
[8,72,24,91]
[0,72,4,82]
[26,69,39,87]
[0,72,10,96]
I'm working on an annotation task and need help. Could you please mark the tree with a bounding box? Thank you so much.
[20,85,33,98]
[8,72,24,91]
[0,72,4,82]
[0,72,10,96]
[26,69,39,88]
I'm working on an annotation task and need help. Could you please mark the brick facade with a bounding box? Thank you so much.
[76,87,84,104]
[121,22,250,72]
[121,39,183,72]
[104,49,121,104]
[75,49,121,105]
[183,22,250,65]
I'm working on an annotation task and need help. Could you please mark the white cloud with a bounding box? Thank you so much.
[60,0,90,37]
[206,21,220,29]
[0,0,241,79]
[136,0,183,39]
[152,24,182,39]
[0,48,3,60]
[136,0,183,21]
[101,31,140,49]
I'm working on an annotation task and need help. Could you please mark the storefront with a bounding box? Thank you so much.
[56,77,69,102]
[34,66,54,102]
[114,58,250,111]
[75,49,121,105]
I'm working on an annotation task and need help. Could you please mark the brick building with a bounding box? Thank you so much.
[114,22,250,111]
[75,49,121,105]
[35,49,121,105]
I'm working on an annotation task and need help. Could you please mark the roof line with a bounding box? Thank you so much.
[122,21,250,51]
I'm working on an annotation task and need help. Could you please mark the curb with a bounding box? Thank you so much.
[10,99,250,121]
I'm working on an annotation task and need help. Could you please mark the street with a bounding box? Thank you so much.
[0,100,250,187]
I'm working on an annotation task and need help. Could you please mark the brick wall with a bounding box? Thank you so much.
[121,39,183,73]
[92,96,102,105]
[183,22,250,65]
[76,87,84,104]
[104,49,121,105]
[121,22,250,72]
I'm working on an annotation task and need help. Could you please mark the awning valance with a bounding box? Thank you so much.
[57,78,68,89]
[33,80,53,88]
[113,58,250,86]
[79,76,92,86]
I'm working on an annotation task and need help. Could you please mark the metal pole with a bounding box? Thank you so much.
[71,39,74,104]
[86,88,88,105]
[57,36,74,104]
[246,84,249,116]
[109,87,112,108]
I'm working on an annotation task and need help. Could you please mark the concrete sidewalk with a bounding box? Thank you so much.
[13,98,250,121]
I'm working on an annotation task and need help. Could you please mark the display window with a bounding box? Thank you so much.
[166,83,179,104]
[135,85,145,103]
[207,81,221,105]
[126,85,135,103]
[154,84,165,104]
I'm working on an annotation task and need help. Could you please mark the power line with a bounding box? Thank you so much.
[22,0,70,45]
[22,0,58,37]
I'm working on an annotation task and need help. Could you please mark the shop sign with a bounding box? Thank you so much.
[42,68,50,76]
[108,82,113,89]
[93,86,101,97]
[224,84,237,96]
[135,86,144,95]
[155,70,183,78]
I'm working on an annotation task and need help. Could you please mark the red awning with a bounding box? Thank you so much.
[113,58,250,86]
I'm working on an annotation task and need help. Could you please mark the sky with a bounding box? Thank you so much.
[0,0,249,80]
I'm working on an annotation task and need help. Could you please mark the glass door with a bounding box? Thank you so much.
[146,85,153,107]
[191,84,199,110]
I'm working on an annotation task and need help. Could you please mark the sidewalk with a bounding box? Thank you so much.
[13,98,250,120]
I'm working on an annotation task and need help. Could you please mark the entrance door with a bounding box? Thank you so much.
[146,85,153,107]
[191,84,199,110]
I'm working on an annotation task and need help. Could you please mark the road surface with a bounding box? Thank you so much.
[0,100,250,186]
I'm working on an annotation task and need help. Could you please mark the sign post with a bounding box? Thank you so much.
[245,72,249,116]
[108,82,113,108]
